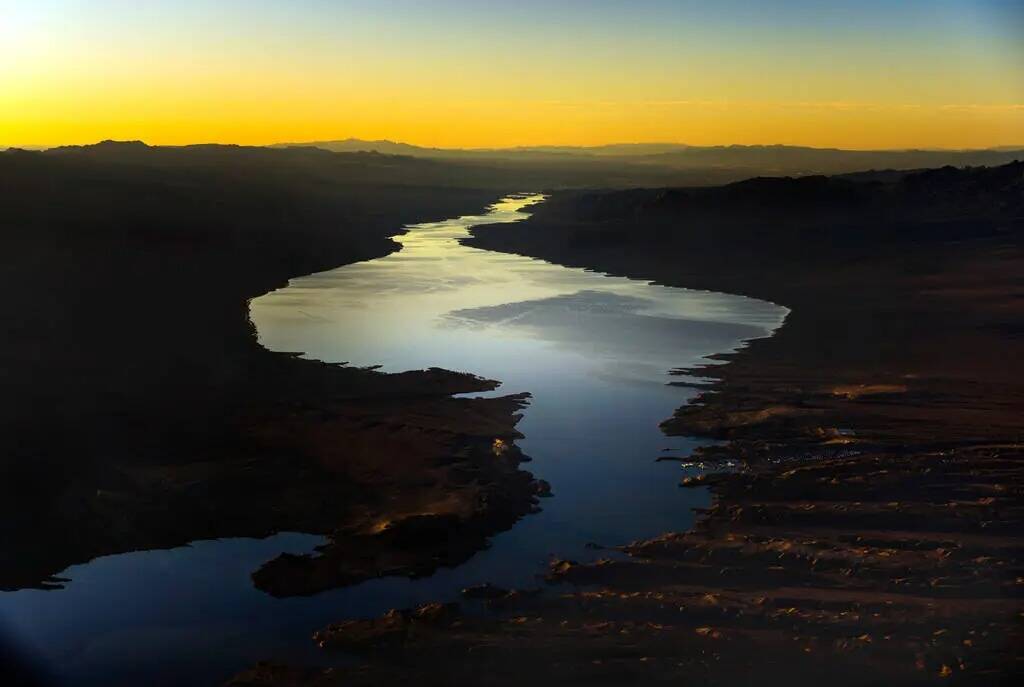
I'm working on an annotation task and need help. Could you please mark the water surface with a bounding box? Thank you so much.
[252,194,785,548]
[0,195,786,686]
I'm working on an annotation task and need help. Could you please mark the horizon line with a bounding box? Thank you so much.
[4,139,1024,154]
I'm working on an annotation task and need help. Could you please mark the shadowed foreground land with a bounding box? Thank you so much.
[0,143,548,600]
[231,163,1024,685]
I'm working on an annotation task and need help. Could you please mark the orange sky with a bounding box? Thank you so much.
[2,1,1022,149]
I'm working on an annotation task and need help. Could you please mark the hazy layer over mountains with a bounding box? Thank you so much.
[274,138,1024,180]
[4,138,1021,188]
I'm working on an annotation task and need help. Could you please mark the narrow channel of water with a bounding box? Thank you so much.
[0,195,786,686]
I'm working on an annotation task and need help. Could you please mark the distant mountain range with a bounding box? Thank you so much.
[7,139,1023,189]
[273,138,1024,177]
[271,139,703,158]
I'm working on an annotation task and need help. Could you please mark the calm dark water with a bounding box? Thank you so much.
[0,195,786,686]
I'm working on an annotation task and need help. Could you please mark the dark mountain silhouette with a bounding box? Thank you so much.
[276,138,1024,179]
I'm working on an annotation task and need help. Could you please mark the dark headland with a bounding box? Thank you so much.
[0,142,548,599]
[230,163,1024,685]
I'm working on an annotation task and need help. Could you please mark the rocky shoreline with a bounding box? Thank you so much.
[1,145,545,597]
[227,164,1024,685]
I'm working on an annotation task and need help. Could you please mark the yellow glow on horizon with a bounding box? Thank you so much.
[1,1,1022,150]
[3,95,1022,150]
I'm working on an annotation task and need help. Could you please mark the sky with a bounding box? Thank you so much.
[1,0,1022,149]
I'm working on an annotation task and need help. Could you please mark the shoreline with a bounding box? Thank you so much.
[230,165,1023,685]
[0,145,548,597]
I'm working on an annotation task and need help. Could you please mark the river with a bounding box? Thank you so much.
[0,194,786,685]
